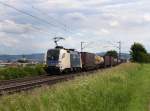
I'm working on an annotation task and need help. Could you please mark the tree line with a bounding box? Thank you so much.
[105,42,150,63]
[130,43,150,63]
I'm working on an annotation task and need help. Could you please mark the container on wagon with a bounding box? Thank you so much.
[81,52,96,70]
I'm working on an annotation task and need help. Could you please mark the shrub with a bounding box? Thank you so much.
[105,50,118,58]
[130,43,150,63]
[0,64,45,80]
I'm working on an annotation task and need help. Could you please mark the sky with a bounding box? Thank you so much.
[0,0,150,54]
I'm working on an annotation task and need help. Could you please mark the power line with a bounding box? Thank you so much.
[31,25,55,36]
[79,40,122,54]
[117,41,121,59]
[32,6,67,29]
[1,19,55,37]
[31,6,73,34]
[106,41,122,59]
[0,1,66,32]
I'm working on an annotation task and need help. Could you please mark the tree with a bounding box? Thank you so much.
[105,50,118,58]
[130,42,150,63]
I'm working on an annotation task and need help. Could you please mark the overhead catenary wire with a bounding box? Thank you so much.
[80,40,122,53]
[32,6,66,30]
[31,25,56,36]
[0,1,66,32]
[31,6,73,34]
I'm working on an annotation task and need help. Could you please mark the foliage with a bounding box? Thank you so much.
[130,42,150,63]
[105,50,118,58]
[1,63,150,111]
[0,64,45,80]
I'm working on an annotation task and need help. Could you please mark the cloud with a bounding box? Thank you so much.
[0,20,36,34]
[109,20,120,27]
[0,32,19,47]
[143,13,150,22]
[0,0,150,54]
[65,12,87,21]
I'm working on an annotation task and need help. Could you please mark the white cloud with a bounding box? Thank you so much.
[0,20,36,34]
[143,13,150,22]
[101,28,110,34]
[65,12,87,21]
[0,32,19,47]
[0,0,150,54]
[93,29,110,36]
[109,20,120,27]
[36,0,84,11]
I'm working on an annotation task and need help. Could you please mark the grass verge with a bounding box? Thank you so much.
[0,63,150,111]
[0,64,45,80]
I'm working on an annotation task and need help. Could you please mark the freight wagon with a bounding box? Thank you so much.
[81,52,104,71]
[81,52,96,70]
[104,56,118,67]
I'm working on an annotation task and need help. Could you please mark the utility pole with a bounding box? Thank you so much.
[117,41,121,59]
[81,42,85,52]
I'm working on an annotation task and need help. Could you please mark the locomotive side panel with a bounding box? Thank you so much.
[70,51,82,68]
[59,49,71,72]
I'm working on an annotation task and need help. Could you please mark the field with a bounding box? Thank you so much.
[0,64,45,80]
[0,63,150,111]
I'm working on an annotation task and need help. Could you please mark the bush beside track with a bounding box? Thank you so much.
[0,64,45,80]
[0,63,150,111]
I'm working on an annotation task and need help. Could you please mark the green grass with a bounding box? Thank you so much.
[0,64,45,80]
[0,63,150,111]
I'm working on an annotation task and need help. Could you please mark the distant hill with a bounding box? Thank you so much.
[97,52,130,60]
[0,53,45,62]
[0,52,131,62]
[120,53,131,60]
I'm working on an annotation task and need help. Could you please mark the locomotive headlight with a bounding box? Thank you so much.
[56,64,59,67]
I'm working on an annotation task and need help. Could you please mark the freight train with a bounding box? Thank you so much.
[44,46,119,74]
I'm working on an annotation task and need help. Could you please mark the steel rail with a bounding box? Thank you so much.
[0,70,99,95]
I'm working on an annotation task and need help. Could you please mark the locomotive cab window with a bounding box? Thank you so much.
[47,50,60,61]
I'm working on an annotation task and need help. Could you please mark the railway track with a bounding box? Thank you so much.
[0,74,48,86]
[0,70,98,95]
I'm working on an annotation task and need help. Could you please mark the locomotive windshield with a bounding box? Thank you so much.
[47,49,60,61]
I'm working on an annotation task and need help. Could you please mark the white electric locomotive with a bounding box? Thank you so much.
[45,46,82,73]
